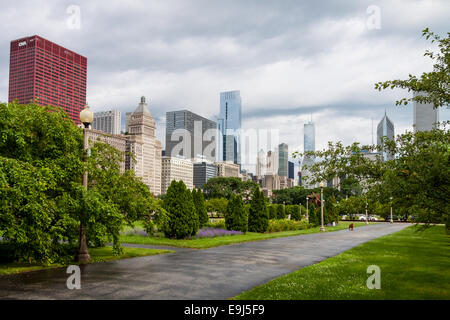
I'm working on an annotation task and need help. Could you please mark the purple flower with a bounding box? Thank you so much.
[195,228,243,239]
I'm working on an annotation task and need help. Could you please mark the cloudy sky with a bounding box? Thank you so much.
[1,0,449,172]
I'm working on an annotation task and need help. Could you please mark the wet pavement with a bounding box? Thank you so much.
[0,223,409,300]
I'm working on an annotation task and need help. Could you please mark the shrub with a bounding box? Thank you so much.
[204,219,226,229]
[163,180,199,239]
[193,188,208,227]
[268,205,277,219]
[286,205,302,221]
[225,194,248,233]
[276,204,286,219]
[267,219,311,233]
[142,205,169,236]
[248,189,269,233]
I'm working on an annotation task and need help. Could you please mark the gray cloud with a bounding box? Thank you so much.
[0,0,449,172]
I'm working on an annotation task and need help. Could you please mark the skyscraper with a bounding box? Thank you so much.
[161,156,193,194]
[278,143,288,177]
[256,149,266,178]
[288,161,294,180]
[219,90,242,165]
[193,161,217,189]
[413,92,439,132]
[303,121,315,188]
[92,110,121,135]
[377,111,395,161]
[8,35,87,124]
[165,110,217,162]
[126,96,162,195]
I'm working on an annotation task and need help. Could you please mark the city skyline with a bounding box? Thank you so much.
[1,1,449,165]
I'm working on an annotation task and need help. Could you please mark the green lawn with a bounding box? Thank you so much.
[0,246,173,276]
[120,221,373,249]
[234,225,450,300]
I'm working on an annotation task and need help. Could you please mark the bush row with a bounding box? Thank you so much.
[267,219,311,233]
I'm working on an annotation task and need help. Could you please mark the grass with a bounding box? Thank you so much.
[234,225,450,300]
[120,221,373,249]
[0,246,173,276]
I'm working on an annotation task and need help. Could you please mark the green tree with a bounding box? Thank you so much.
[248,189,269,233]
[276,204,286,219]
[268,205,277,219]
[286,205,302,221]
[0,102,151,263]
[381,125,450,231]
[375,29,449,109]
[203,177,259,203]
[325,195,340,224]
[193,189,209,228]
[205,198,228,216]
[225,194,248,233]
[163,180,199,239]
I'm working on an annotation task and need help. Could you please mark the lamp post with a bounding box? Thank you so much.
[390,196,393,224]
[320,182,325,232]
[365,201,369,225]
[76,105,93,264]
[305,196,309,222]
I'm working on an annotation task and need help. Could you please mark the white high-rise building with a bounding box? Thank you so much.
[215,161,240,178]
[413,91,439,132]
[92,110,121,135]
[266,149,279,176]
[161,156,194,194]
[126,96,162,195]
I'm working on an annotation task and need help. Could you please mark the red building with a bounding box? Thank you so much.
[8,35,87,124]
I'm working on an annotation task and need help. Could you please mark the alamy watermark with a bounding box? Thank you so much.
[366,265,381,289]
[167,122,280,172]
[66,265,81,289]
[366,5,381,30]
[66,5,81,30]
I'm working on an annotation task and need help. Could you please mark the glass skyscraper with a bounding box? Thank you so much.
[219,90,242,165]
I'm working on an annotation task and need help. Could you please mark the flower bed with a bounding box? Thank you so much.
[194,228,243,239]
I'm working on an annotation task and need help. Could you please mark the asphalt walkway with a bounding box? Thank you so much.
[0,223,409,299]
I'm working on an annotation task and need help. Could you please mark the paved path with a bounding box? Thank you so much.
[0,223,409,300]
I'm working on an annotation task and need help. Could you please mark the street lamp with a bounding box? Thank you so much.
[365,201,369,225]
[77,105,93,264]
[305,196,309,222]
[320,182,325,232]
[390,196,393,224]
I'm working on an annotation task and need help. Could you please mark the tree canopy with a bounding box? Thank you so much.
[0,102,159,263]
[375,29,449,108]
[202,177,259,203]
